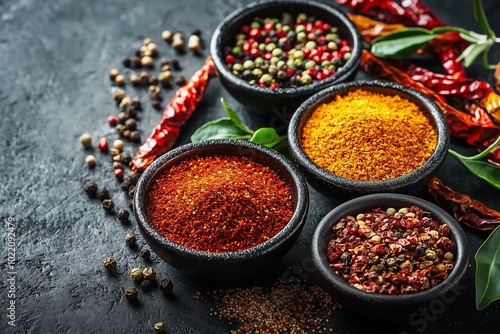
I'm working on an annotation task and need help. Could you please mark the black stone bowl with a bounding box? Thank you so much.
[311,193,469,321]
[210,0,362,115]
[134,140,309,280]
[288,80,450,197]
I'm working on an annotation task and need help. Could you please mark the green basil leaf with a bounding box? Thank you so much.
[221,98,254,135]
[371,28,437,59]
[191,118,250,142]
[474,0,495,39]
[475,225,500,310]
[458,43,490,68]
[432,26,473,36]
[250,128,282,148]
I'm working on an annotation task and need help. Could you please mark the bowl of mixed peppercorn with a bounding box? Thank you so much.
[311,193,468,321]
[134,139,309,280]
[288,80,450,197]
[210,0,362,113]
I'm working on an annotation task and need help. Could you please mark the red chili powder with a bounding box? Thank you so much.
[147,155,294,252]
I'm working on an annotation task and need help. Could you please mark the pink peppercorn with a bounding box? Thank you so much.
[97,137,109,151]
[114,168,124,179]
[107,116,117,126]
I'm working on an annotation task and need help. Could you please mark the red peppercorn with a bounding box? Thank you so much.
[276,29,286,38]
[312,55,321,63]
[314,20,324,29]
[305,23,313,33]
[323,23,332,31]
[316,72,325,81]
[308,68,317,77]
[270,82,279,89]
[242,43,251,53]
[263,22,274,32]
[114,168,124,179]
[263,52,272,60]
[249,48,260,58]
[107,116,117,127]
[264,37,272,44]
[286,68,293,77]
[241,25,250,34]
[98,137,109,152]
[225,55,236,64]
[249,28,261,39]
[318,45,327,53]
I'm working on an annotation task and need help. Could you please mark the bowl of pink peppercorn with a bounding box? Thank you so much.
[311,193,469,321]
[210,0,362,114]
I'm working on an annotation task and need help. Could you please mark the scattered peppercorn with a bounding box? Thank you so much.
[107,116,118,126]
[141,279,154,290]
[102,198,115,212]
[130,267,143,281]
[141,56,154,68]
[142,267,156,280]
[109,69,120,80]
[130,74,141,85]
[154,322,166,333]
[140,247,151,260]
[103,257,117,271]
[171,58,180,70]
[161,30,173,43]
[85,155,97,168]
[125,232,136,246]
[159,279,173,295]
[97,187,110,200]
[158,71,172,86]
[115,74,126,86]
[187,34,201,53]
[152,99,162,110]
[172,32,184,52]
[125,287,139,301]
[83,181,98,197]
[97,137,109,152]
[113,139,125,151]
[128,199,134,211]
[122,57,132,67]
[175,75,186,86]
[326,206,456,295]
[114,168,124,179]
[79,133,92,149]
[112,89,126,102]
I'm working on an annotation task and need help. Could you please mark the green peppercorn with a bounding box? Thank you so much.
[130,267,143,281]
[343,52,352,61]
[398,207,409,214]
[386,258,396,267]
[295,24,305,33]
[296,31,307,42]
[140,247,151,260]
[326,33,339,41]
[305,41,317,49]
[272,48,283,57]
[103,257,117,271]
[425,249,437,261]
[260,73,273,86]
[300,73,312,85]
[80,133,92,149]
[396,254,406,262]
[125,232,136,246]
[83,182,98,197]
[386,208,397,216]
[371,235,381,243]
[304,60,316,69]
[125,287,138,301]
[327,41,338,51]
[250,21,260,29]
[444,252,454,261]
[435,263,447,273]
[297,13,307,21]
[400,260,413,270]
[102,199,114,212]
[143,267,156,280]
[154,322,166,333]
[293,58,303,67]
[159,279,174,295]
[252,68,263,78]
[243,60,255,70]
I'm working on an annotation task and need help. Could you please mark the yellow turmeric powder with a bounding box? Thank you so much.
[301,89,438,181]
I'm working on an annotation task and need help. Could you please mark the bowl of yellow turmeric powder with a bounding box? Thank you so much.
[288,80,449,197]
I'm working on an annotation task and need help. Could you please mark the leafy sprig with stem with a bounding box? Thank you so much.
[191,98,286,148]
[371,0,499,69]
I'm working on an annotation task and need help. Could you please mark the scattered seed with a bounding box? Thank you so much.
[125,287,139,301]
[130,131,141,143]
[140,247,151,260]
[159,279,173,295]
[80,133,92,149]
[175,75,186,86]
[188,34,201,53]
[130,74,141,85]
[113,139,125,151]
[83,182,98,197]
[190,29,202,37]
[130,267,143,281]
[117,208,130,222]
[107,116,118,126]
[97,187,110,200]
[171,58,180,70]
[115,74,126,86]
[102,198,114,212]
[112,89,126,102]
[154,322,166,333]
[114,168,124,179]
[161,30,173,42]
[85,155,97,167]
[125,232,136,246]
[133,57,142,68]
[122,58,132,67]
[103,257,117,271]
[97,137,109,152]
[109,69,120,80]
[141,56,154,68]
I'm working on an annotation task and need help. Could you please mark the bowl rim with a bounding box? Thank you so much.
[287,79,450,193]
[134,139,309,261]
[209,0,363,97]
[311,193,469,304]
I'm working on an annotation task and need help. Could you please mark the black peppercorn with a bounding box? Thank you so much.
[133,57,142,68]
[175,75,186,86]
[125,118,137,131]
[102,199,114,212]
[190,28,202,37]
[128,186,136,198]
[130,99,142,111]
[125,232,136,246]
[117,209,130,222]
[103,257,117,271]
[97,187,111,200]
[159,279,173,295]
[171,58,180,70]
[119,152,132,165]
[140,247,151,260]
[148,76,159,86]
[160,57,171,67]
[122,57,132,67]
[117,112,129,125]
[130,131,141,143]
[152,99,162,110]
[83,182,98,197]
[125,287,139,301]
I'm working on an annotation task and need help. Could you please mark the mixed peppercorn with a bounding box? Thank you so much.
[327,206,456,295]
[224,12,352,88]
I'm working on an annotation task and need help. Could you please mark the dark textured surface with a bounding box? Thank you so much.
[1,0,500,333]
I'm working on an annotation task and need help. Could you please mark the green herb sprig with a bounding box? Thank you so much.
[191,98,286,148]
[449,135,500,190]
[371,0,499,69]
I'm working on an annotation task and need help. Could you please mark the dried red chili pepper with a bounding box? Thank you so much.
[130,56,215,172]
[361,50,500,164]
[337,0,445,29]
[428,177,500,231]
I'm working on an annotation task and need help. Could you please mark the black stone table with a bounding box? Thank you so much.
[1,0,500,333]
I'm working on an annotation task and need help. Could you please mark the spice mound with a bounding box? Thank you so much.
[147,155,294,252]
[301,89,438,181]
[326,206,456,295]
[224,12,352,88]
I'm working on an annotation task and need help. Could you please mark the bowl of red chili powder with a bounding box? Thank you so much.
[210,0,362,114]
[288,80,450,197]
[134,139,309,280]
[311,193,468,321]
